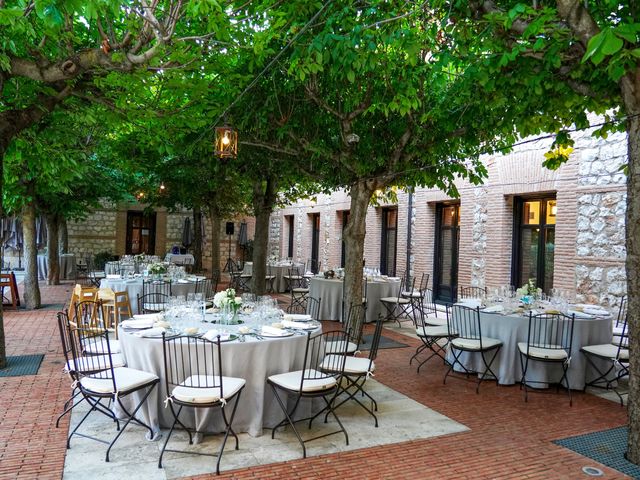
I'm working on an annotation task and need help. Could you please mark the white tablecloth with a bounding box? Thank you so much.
[451,311,612,389]
[309,277,401,323]
[99,277,201,314]
[165,253,195,265]
[118,324,317,437]
[37,253,76,281]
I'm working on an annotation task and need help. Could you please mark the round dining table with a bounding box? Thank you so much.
[451,309,612,390]
[37,253,77,280]
[117,322,318,438]
[99,276,203,314]
[309,276,401,323]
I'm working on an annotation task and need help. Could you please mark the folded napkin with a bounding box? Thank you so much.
[282,319,314,330]
[133,313,164,322]
[283,314,312,322]
[177,279,191,284]
[567,309,593,318]
[202,330,230,342]
[106,274,121,279]
[583,307,610,316]
[135,327,166,337]
[121,318,156,329]
[482,305,504,313]
[205,307,220,313]
[262,325,288,336]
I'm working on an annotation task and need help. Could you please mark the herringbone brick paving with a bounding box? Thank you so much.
[0,281,629,479]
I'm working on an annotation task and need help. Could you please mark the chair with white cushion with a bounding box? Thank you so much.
[318,316,385,427]
[74,300,122,355]
[379,276,412,327]
[410,303,452,373]
[444,304,502,393]
[159,334,245,474]
[325,303,365,355]
[582,315,628,406]
[518,312,575,405]
[612,295,627,337]
[67,324,158,461]
[268,329,350,458]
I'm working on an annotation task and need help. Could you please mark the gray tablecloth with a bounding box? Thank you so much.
[164,253,195,265]
[118,325,315,437]
[37,253,76,281]
[451,311,612,389]
[240,262,304,293]
[100,277,201,314]
[309,277,401,323]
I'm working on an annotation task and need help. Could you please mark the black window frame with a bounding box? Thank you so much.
[433,203,460,303]
[340,210,350,268]
[380,207,398,276]
[285,215,294,258]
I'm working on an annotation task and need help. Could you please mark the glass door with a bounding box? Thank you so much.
[310,213,320,273]
[380,208,398,276]
[125,211,156,255]
[512,197,556,292]
[433,204,460,303]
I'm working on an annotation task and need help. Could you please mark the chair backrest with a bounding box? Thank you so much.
[458,286,487,300]
[137,292,170,313]
[616,295,627,328]
[420,287,438,319]
[308,296,321,320]
[143,279,172,297]
[418,273,430,292]
[57,310,76,373]
[345,303,366,346]
[404,276,416,294]
[367,316,385,362]
[71,324,118,389]
[162,334,224,402]
[613,315,629,359]
[448,304,482,341]
[526,312,575,355]
[210,269,220,294]
[75,300,103,328]
[301,329,350,391]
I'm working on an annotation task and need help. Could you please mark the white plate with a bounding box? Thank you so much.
[260,331,294,338]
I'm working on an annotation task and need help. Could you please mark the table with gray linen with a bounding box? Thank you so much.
[118,326,316,438]
[99,277,201,314]
[37,253,77,281]
[450,310,612,389]
[309,277,401,323]
[164,253,195,265]
[242,262,304,293]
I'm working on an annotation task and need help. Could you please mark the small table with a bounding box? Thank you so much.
[37,253,77,281]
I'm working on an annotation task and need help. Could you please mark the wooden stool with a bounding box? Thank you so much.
[102,291,133,339]
[0,272,20,309]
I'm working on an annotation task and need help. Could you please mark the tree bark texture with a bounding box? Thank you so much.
[22,201,41,309]
[46,214,60,285]
[193,206,203,273]
[208,206,221,275]
[59,218,68,253]
[623,77,640,463]
[251,178,277,296]
[0,147,5,368]
[343,179,379,323]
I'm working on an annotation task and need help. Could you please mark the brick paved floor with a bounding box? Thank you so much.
[0,281,630,479]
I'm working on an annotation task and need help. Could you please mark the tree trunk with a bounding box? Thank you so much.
[22,200,41,309]
[251,178,277,296]
[193,206,203,273]
[343,179,379,321]
[45,214,60,285]
[208,206,221,275]
[59,217,68,253]
[0,146,5,368]
[623,77,640,463]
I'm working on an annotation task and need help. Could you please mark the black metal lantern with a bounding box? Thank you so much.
[214,125,238,158]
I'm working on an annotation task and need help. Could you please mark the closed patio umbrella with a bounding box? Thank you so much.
[7,217,23,268]
[238,222,248,247]
[36,216,47,248]
[181,217,193,248]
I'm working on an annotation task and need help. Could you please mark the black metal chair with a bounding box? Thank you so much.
[67,323,158,461]
[283,265,304,292]
[613,295,627,337]
[307,296,321,320]
[268,329,350,458]
[287,266,309,314]
[581,315,628,406]
[410,302,452,373]
[518,312,575,405]
[143,279,172,297]
[318,316,385,427]
[444,304,502,393]
[457,286,487,301]
[326,303,365,355]
[196,270,219,301]
[137,292,170,314]
[379,276,412,327]
[159,333,246,474]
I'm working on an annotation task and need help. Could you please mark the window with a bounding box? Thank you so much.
[340,211,350,268]
[285,215,294,259]
[126,211,156,255]
[512,197,556,292]
[380,208,398,276]
[433,203,460,303]
[310,213,320,273]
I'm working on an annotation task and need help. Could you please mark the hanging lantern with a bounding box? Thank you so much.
[214,125,238,158]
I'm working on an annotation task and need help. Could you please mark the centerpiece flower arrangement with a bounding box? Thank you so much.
[134,253,147,263]
[148,262,168,276]
[213,288,242,324]
[516,279,541,306]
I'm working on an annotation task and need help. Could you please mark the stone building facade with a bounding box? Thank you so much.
[270,124,628,309]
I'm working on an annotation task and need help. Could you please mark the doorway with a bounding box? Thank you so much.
[433,203,460,303]
[125,211,157,255]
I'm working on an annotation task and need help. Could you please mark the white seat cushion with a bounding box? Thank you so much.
[612,325,626,336]
[171,375,245,404]
[84,339,121,355]
[292,288,309,293]
[268,369,336,392]
[66,353,125,373]
[451,337,502,351]
[320,354,374,375]
[424,316,447,327]
[582,343,629,360]
[380,297,410,304]
[80,367,158,394]
[402,290,422,298]
[416,325,449,338]
[517,342,568,360]
[325,340,358,354]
